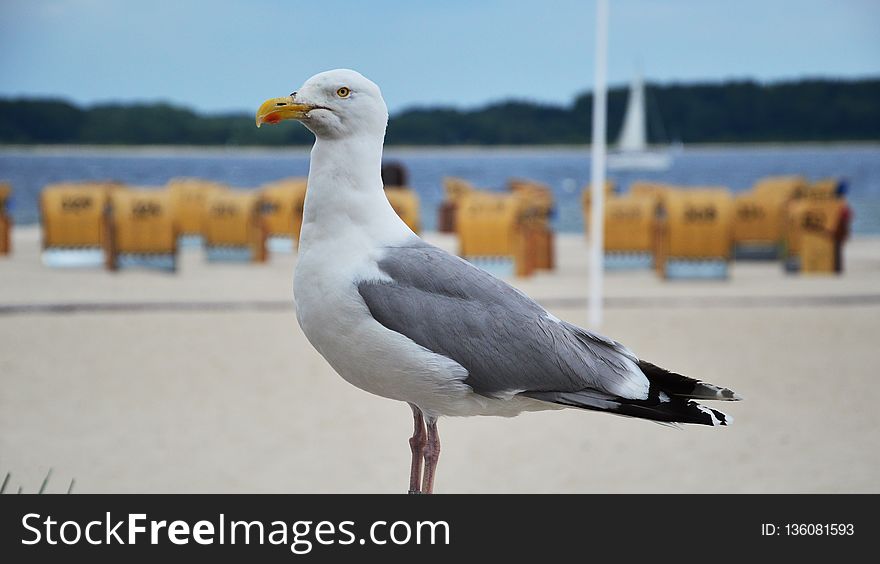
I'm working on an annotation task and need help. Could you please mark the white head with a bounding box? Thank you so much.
[256,69,388,140]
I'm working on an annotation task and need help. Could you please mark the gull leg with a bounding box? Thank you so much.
[408,403,426,494]
[421,417,441,494]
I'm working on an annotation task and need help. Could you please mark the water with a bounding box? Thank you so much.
[1,144,878,234]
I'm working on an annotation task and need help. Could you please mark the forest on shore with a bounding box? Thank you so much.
[1,77,877,146]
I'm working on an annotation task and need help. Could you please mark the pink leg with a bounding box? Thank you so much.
[421,418,441,494]
[408,404,426,494]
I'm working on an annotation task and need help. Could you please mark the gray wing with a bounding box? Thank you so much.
[357,240,649,400]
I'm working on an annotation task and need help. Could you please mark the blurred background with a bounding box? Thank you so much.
[1,0,878,493]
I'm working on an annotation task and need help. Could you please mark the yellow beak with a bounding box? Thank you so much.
[255,96,316,127]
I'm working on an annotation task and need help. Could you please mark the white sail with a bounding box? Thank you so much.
[608,70,672,171]
[617,73,647,152]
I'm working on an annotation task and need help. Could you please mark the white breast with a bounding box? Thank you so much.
[293,234,479,416]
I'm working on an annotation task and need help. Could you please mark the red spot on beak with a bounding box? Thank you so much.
[264,113,282,124]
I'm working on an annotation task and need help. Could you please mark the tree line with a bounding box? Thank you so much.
[1,77,877,146]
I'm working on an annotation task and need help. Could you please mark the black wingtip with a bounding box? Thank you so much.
[524,390,734,427]
[638,360,741,402]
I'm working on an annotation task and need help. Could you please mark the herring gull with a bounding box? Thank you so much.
[256,69,740,494]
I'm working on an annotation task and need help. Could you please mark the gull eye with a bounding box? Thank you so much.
[336,87,351,98]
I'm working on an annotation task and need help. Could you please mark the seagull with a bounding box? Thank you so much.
[256,69,740,494]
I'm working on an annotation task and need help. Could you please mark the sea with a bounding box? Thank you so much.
[1,144,878,234]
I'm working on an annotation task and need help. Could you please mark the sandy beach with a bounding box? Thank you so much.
[1,226,878,493]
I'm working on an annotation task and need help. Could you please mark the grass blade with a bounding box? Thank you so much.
[38,468,53,494]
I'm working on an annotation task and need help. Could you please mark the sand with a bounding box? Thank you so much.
[1,226,879,493]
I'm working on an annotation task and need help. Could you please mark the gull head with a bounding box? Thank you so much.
[256,69,388,140]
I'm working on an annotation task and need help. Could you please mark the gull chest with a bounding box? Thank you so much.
[293,240,410,399]
[292,239,477,411]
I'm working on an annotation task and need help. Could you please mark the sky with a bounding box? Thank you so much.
[1,0,879,114]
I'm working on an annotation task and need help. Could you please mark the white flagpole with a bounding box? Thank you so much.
[588,0,609,328]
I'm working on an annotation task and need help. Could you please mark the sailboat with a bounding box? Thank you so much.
[607,72,673,171]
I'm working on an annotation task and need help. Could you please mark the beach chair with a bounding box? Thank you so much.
[654,188,734,280]
[456,190,549,277]
[439,177,477,233]
[167,178,229,247]
[732,193,783,260]
[106,188,178,272]
[733,175,807,260]
[260,178,308,253]
[784,199,847,274]
[603,195,659,269]
[202,191,267,263]
[0,184,11,256]
[40,182,120,268]
[508,179,554,270]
